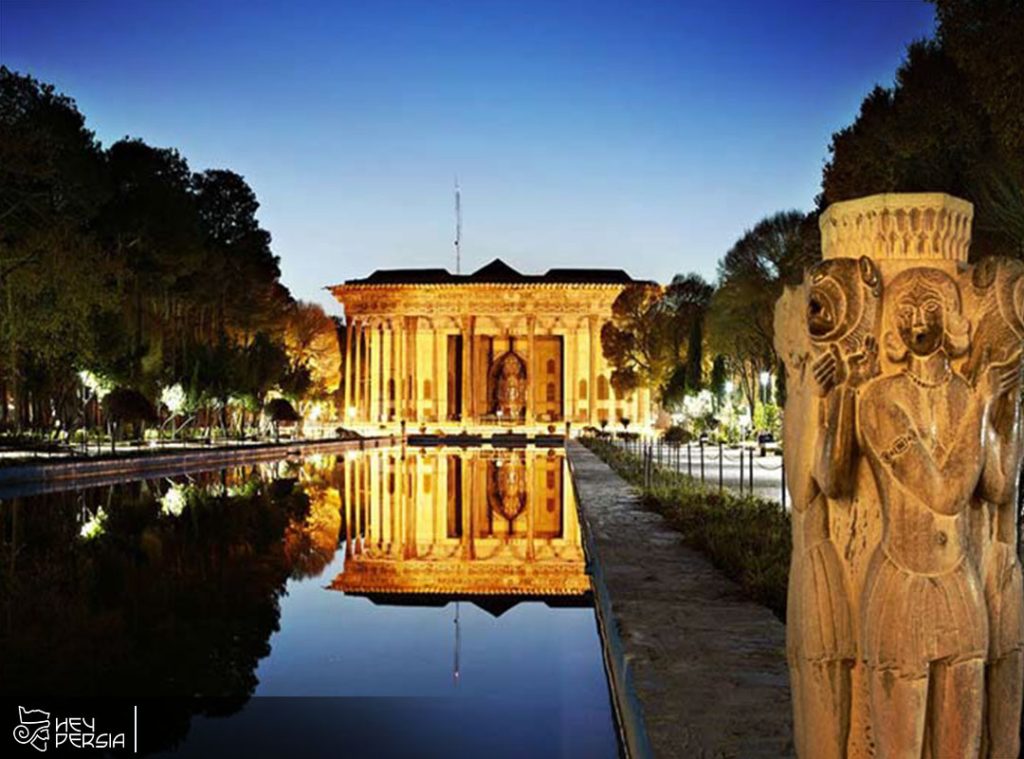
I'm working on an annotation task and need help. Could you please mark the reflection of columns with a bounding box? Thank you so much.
[405,456,418,558]
[369,451,380,548]
[344,455,353,558]
[525,452,536,559]
[526,316,537,425]
[588,315,598,425]
[460,452,475,558]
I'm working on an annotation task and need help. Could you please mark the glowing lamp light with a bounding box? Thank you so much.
[759,371,771,387]
[724,381,734,394]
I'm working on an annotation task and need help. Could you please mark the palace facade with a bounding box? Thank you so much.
[330,259,652,431]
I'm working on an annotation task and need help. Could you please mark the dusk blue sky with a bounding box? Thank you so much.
[1,0,936,314]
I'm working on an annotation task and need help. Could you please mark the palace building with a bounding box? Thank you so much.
[329,259,653,431]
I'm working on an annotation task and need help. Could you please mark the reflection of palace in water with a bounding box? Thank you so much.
[332,447,589,600]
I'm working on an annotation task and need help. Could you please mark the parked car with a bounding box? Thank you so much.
[756,431,776,457]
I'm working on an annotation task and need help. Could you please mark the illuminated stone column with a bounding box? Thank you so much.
[369,324,381,423]
[461,316,475,424]
[565,330,577,425]
[775,193,1023,759]
[353,322,364,422]
[526,316,537,425]
[432,324,443,422]
[393,318,403,422]
[381,323,392,422]
[430,321,438,419]
[408,316,419,423]
[343,317,354,421]
[588,315,598,425]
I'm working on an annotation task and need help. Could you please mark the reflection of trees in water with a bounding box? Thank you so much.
[0,461,343,753]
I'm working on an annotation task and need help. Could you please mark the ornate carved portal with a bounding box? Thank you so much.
[775,193,1024,759]
[489,350,527,420]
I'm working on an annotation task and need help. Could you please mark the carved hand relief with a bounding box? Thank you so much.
[775,194,1023,759]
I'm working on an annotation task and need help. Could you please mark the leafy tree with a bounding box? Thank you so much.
[708,211,818,418]
[0,67,111,430]
[283,301,341,407]
[665,273,714,394]
[602,274,713,406]
[709,354,728,410]
[601,284,669,399]
[822,2,1024,257]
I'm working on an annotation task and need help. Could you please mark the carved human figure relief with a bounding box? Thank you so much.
[962,258,1024,759]
[857,266,997,759]
[777,193,1024,759]
[776,256,881,759]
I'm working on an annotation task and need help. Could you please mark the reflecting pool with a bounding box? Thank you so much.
[0,446,618,758]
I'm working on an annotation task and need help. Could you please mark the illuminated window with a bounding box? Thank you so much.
[546,358,556,374]
[579,379,588,400]
[546,382,556,401]
[597,375,609,400]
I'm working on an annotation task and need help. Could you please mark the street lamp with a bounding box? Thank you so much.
[759,371,771,405]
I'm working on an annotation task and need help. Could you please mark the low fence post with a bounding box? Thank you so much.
[718,441,723,493]
[749,446,754,496]
[699,440,705,484]
[739,446,744,494]
[687,443,692,477]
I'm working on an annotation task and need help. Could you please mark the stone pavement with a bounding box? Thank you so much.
[567,441,793,759]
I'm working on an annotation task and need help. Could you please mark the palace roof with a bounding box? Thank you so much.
[339,258,641,287]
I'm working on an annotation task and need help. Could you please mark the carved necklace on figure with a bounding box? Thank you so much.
[904,364,952,388]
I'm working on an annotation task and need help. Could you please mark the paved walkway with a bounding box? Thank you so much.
[568,441,793,759]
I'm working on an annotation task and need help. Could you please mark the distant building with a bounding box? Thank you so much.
[329,258,652,430]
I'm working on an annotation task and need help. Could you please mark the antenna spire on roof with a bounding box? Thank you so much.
[454,176,462,275]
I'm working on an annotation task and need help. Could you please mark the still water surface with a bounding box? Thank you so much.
[0,446,618,757]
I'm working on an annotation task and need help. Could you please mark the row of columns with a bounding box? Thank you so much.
[341,315,646,427]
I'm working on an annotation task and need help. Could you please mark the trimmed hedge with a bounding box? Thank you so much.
[582,437,790,620]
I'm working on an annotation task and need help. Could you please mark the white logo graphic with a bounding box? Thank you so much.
[11,707,136,753]
[12,707,49,752]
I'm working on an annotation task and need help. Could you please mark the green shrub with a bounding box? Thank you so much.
[663,424,691,444]
[582,437,790,619]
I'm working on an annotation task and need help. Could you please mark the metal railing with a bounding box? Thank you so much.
[608,436,788,506]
